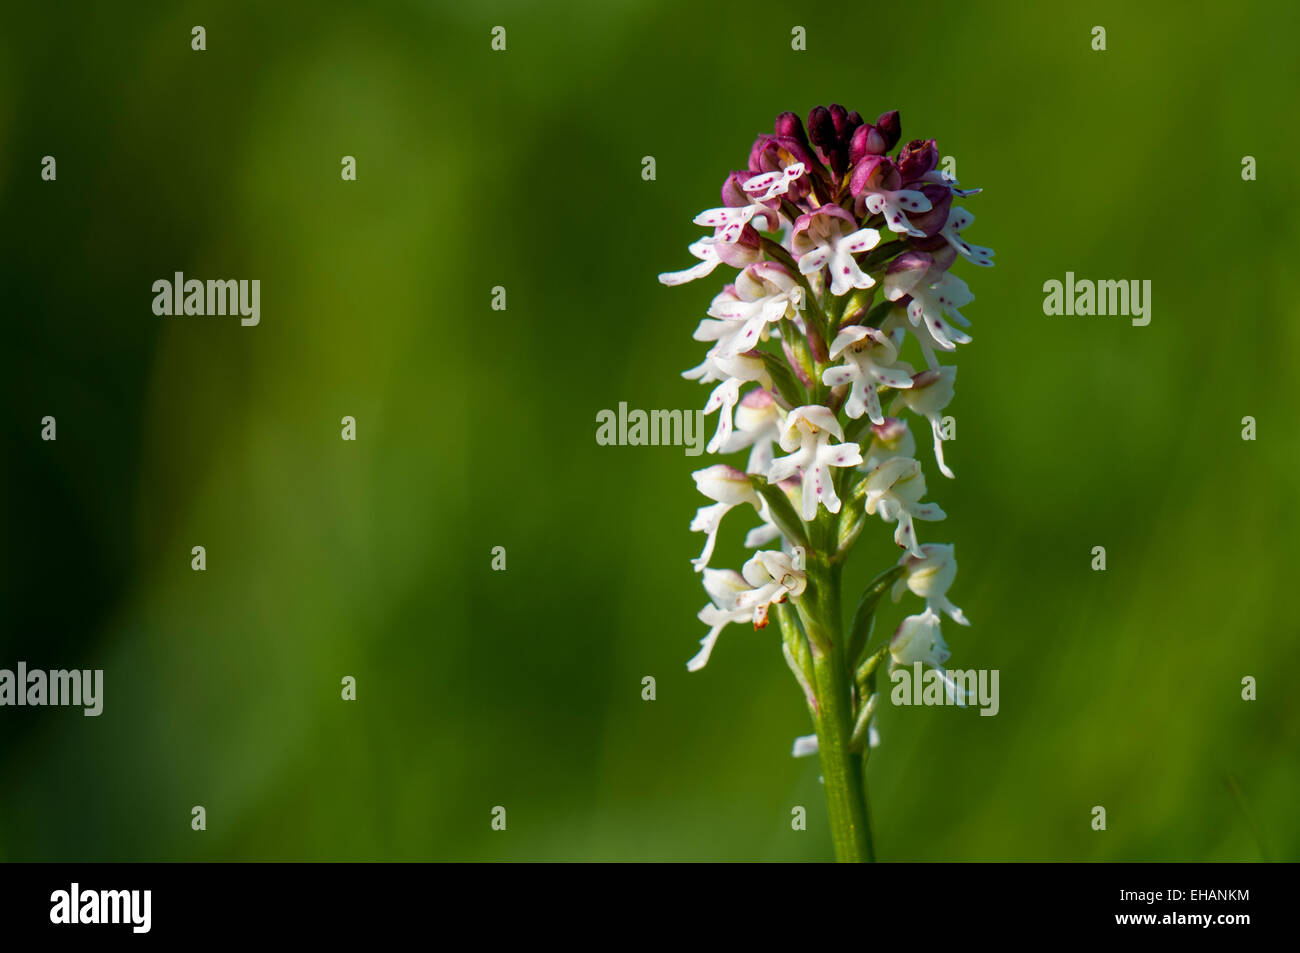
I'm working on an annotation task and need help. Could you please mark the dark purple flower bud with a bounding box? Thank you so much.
[897,138,939,183]
[807,106,836,151]
[906,184,953,237]
[875,110,902,152]
[829,104,850,138]
[774,111,809,148]
[846,110,864,130]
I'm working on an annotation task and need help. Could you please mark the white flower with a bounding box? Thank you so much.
[706,262,804,358]
[892,543,970,625]
[883,256,974,367]
[681,351,772,454]
[768,406,864,520]
[658,237,724,286]
[890,607,951,668]
[689,465,761,571]
[938,207,994,267]
[821,326,914,425]
[658,234,762,286]
[861,456,946,558]
[688,569,753,672]
[791,207,881,297]
[735,549,806,628]
[720,387,783,474]
[899,366,957,478]
[889,607,969,704]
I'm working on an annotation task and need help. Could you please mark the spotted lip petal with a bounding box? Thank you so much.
[742,162,806,202]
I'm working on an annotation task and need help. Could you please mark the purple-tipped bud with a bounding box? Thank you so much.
[875,110,902,152]
[774,111,809,147]
[883,250,934,299]
[721,170,751,207]
[846,110,864,130]
[887,250,934,275]
[851,123,892,163]
[849,155,900,196]
[871,417,909,443]
[849,125,872,165]
[897,138,940,183]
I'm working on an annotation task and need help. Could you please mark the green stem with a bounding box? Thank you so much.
[800,557,874,862]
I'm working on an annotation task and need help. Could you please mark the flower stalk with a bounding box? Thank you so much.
[663,104,990,861]
[798,549,874,862]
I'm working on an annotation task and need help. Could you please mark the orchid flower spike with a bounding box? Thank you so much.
[661,104,992,828]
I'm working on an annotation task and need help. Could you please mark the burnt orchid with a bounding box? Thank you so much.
[660,105,993,862]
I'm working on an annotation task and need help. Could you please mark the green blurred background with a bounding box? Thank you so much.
[2,0,1297,861]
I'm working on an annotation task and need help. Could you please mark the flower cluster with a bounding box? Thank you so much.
[661,105,991,744]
